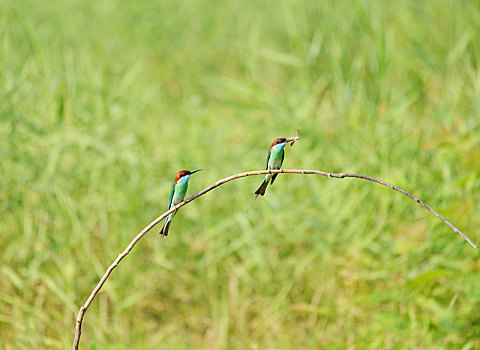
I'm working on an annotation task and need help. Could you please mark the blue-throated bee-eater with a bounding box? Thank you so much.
[160,169,202,237]
[254,137,296,197]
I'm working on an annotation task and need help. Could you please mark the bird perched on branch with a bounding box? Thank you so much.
[160,169,202,237]
[254,137,297,198]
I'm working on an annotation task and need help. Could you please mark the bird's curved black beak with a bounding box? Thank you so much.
[189,169,202,175]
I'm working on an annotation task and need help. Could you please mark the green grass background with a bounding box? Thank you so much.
[2,0,480,348]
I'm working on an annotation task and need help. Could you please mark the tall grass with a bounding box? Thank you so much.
[1,0,480,348]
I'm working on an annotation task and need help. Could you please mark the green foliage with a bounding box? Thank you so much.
[2,0,480,348]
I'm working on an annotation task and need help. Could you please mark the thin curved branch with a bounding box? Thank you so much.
[73,169,477,349]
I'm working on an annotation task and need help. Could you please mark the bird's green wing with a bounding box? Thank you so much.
[270,150,284,185]
[167,182,175,210]
[265,149,271,170]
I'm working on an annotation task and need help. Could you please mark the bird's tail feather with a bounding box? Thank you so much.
[254,178,269,196]
[270,173,279,185]
[149,215,171,264]
[159,214,172,236]
[148,233,165,264]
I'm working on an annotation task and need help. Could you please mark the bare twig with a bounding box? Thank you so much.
[73,169,477,349]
